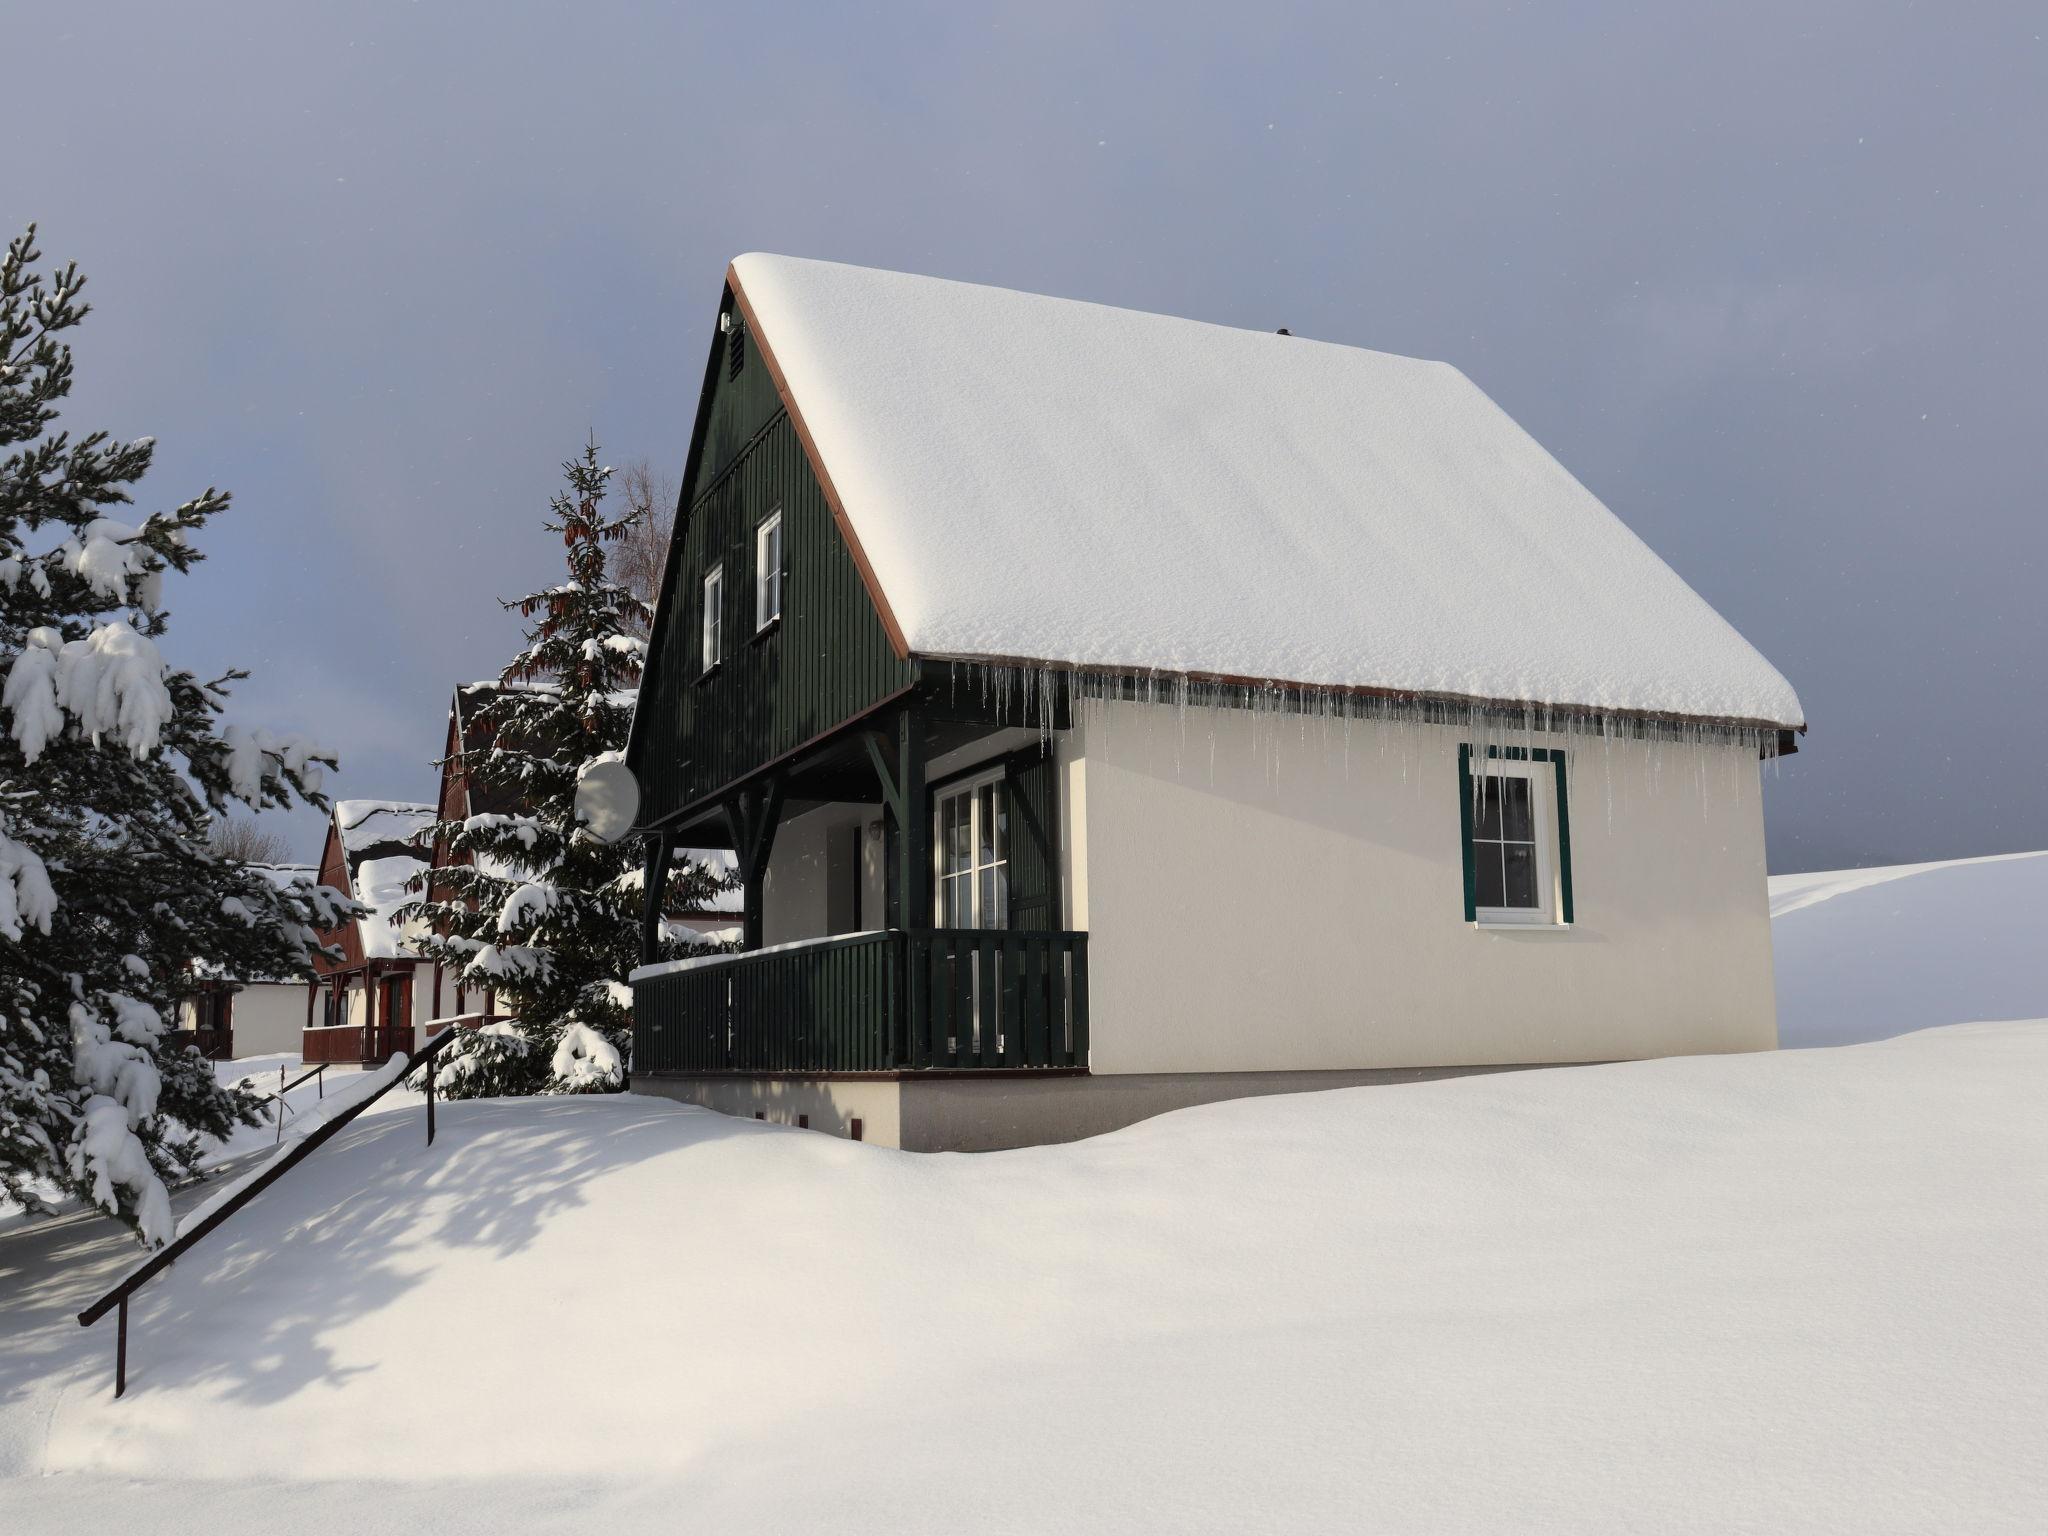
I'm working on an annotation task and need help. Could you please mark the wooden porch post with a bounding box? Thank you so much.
[895,705,930,930]
[722,778,785,953]
[638,829,675,969]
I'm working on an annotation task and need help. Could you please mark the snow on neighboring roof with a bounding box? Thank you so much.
[334,800,436,854]
[247,862,318,892]
[682,847,741,913]
[330,801,433,957]
[353,853,426,959]
[731,254,1804,729]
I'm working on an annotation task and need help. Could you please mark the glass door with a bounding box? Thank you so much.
[933,771,1008,929]
[933,770,1009,1056]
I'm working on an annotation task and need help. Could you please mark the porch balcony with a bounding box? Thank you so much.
[634,927,1088,1076]
[301,1019,418,1067]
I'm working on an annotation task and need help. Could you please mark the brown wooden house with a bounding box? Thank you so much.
[304,800,437,1065]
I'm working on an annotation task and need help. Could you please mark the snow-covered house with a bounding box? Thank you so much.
[621,255,1806,1150]
[305,800,437,1064]
[175,862,326,1059]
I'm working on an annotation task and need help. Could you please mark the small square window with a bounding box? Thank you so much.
[754,511,783,630]
[701,564,724,673]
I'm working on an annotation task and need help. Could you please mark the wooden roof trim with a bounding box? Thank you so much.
[725,261,910,660]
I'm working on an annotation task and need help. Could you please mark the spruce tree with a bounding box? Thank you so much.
[1,228,350,1246]
[401,439,728,1096]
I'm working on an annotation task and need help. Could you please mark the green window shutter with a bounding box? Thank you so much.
[1457,744,1478,921]
[1005,752,1060,932]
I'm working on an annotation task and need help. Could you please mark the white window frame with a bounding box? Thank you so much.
[700,563,724,674]
[1470,758,1557,926]
[931,766,1009,930]
[754,509,783,631]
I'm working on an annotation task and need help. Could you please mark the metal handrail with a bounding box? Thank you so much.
[76,1025,461,1398]
[238,1060,330,1144]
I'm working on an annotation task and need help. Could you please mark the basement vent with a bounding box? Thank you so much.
[728,315,746,380]
[850,1118,863,1142]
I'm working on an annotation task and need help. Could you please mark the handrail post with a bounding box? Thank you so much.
[426,1050,436,1146]
[116,1296,128,1398]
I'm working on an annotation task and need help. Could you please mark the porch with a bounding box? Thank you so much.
[632,690,1089,1093]
[634,927,1088,1075]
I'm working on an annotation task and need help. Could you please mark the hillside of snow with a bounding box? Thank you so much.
[6,1018,2047,1532]
[1769,849,2048,1047]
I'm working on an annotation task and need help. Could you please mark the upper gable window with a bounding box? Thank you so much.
[1460,747,1574,927]
[727,313,745,380]
[755,510,784,631]
[701,563,725,674]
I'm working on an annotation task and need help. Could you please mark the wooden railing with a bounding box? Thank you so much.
[638,931,899,1075]
[301,1023,364,1064]
[633,929,1087,1076]
[301,1022,415,1065]
[905,930,1088,1070]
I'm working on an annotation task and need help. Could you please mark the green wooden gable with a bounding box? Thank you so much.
[629,287,916,830]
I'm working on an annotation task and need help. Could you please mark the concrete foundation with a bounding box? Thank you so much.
[631,1063,1544,1152]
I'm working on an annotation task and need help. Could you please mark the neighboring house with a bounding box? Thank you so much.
[306,800,438,1065]
[622,255,1806,1151]
[175,862,324,1059]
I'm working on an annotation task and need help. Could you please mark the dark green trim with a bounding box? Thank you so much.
[1461,745,1574,926]
[1457,744,1477,921]
[1549,752,1574,925]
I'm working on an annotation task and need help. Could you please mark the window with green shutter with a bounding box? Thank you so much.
[1459,745,1574,926]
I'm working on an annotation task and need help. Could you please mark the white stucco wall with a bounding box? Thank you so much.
[1062,700,1778,1074]
[763,800,887,946]
[231,982,311,1057]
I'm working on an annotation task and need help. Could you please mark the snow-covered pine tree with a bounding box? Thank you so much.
[1,227,353,1246]
[400,438,728,1096]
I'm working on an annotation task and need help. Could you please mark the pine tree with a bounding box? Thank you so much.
[401,439,728,1096]
[1,227,351,1246]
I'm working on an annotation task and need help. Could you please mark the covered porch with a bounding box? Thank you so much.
[631,693,1088,1087]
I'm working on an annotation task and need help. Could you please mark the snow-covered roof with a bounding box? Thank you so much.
[334,800,437,854]
[731,254,1804,730]
[330,801,433,958]
[352,853,425,960]
[248,862,318,893]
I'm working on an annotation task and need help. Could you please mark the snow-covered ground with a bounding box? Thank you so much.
[0,1055,391,1231]
[1769,848,2048,1046]
[2,857,2044,1532]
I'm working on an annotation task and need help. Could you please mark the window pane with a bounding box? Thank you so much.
[950,799,971,867]
[1473,777,1503,839]
[1474,840,1505,908]
[977,784,996,866]
[1502,842,1538,908]
[939,796,966,877]
[1500,775,1534,841]
[979,866,998,928]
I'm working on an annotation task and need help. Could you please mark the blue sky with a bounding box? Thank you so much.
[11,1,2043,870]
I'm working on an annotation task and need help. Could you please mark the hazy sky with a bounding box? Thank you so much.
[11,2,2043,872]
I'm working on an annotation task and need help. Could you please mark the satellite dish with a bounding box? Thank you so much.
[575,756,642,843]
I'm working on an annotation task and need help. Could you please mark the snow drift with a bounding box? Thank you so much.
[6,1020,2046,1533]
[1769,849,2048,1046]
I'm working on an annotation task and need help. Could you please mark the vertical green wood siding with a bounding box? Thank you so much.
[1005,751,1060,931]
[634,406,915,824]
